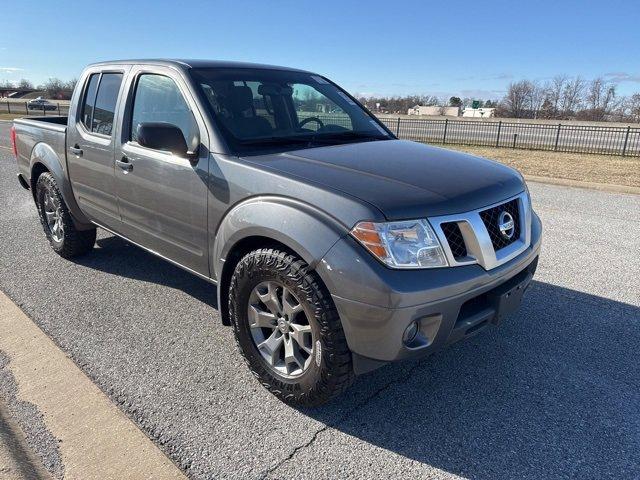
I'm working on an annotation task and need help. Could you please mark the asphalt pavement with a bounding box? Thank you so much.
[0,121,638,479]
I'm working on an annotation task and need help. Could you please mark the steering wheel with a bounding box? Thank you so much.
[299,116,325,130]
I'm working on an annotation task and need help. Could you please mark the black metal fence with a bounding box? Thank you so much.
[0,100,70,117]
[2,103,639,157]
[378,117,640,157]
[310,113,640,157]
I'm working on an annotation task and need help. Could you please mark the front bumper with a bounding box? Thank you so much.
[317,211,542,374]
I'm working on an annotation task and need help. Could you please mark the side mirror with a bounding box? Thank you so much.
[136,122,197,158]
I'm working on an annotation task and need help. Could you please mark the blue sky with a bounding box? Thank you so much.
[2,0,639,99]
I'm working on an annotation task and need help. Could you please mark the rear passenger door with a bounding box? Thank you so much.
[114,66,209,276]
[67,67,129,227]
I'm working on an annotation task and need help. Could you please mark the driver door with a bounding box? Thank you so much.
[114,67,210,276]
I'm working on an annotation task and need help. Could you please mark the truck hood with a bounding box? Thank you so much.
[242,140,525,219]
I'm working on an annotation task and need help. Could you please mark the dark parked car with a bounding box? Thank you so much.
[11,59,541,406]
[27,98,57,111]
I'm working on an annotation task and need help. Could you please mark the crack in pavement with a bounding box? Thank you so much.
[260,358,429,479]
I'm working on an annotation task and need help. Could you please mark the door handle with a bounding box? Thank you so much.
[69,145,83,156]
[116,156,133,172]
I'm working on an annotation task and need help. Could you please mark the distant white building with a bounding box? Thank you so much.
[462,107,496,118]
[407,105,460,117]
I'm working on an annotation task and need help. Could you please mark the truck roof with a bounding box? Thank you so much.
[86,59,312,74]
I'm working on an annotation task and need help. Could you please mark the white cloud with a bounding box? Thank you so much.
[604,72,640,84]
[0,67,23,74]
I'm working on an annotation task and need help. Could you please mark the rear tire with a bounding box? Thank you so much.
[229,248,354,407]
[35,172,96,258]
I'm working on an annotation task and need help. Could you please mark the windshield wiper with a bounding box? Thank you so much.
[237,135,313,146]
[309,130,390,144]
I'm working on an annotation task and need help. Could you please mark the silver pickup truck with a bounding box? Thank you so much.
[11,59,542,406]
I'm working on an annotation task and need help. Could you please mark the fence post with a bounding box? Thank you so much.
[396,117,401,136]
[622,126,630,156]
[495,121,502,147]
[512,133,518,149]
[25,101,28,114]
[443,118,448,144]
[42,104,46,116]
[554,123,561,151]
[6,101,10,114]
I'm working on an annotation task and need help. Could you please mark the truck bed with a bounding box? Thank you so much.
[13,116,68,186]
[16,115,68,128]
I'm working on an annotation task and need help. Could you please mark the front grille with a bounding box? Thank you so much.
[441,222,467,259]
[479,199,520,251]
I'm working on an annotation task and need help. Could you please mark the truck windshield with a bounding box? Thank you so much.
[190,68,391,155]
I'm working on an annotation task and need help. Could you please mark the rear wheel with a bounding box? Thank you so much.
[35,172,96,258]
[229,248,354,406]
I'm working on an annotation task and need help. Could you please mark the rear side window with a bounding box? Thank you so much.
[81,74,99,130]
[130,74,197,147]
[79,72,123,136]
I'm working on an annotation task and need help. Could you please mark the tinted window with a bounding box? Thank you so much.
[130,74,197,147]
[91,73,123,136]
[190,68,389,155]
[81,74,99,130]
[291,83,352,131]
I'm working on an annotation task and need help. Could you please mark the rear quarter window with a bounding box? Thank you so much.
[79,72,123,137]
[81,74,100,130]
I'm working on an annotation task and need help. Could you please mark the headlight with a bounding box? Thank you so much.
[350,219,448,269]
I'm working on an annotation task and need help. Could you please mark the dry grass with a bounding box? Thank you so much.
[445,145,640,188]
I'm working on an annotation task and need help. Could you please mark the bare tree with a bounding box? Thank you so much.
[545,75,568,117]
[628,93,640,122]
[616,93,640,123]
[581,77,618,120]
[41,78,66,99]
[64,78,78,93]
[559,76,585,117]
[18,78,34,89]
[528,81,546,119]
[501,80,532,118]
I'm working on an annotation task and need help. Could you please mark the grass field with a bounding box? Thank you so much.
[446,145,640,188]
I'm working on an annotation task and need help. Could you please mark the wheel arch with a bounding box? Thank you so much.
[213,197,348,326]
[29,142,92,229]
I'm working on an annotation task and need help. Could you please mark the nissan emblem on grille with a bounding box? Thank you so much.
[498,211,515,240]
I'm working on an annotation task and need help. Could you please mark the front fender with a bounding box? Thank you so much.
[213,196,348,279]
[213,196,350,322]
[30,143,92,229]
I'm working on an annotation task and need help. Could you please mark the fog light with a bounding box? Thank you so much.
[402,321,419,345]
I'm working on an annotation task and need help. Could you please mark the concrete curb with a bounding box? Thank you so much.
[524,174,640,195]
[0,291,187,480]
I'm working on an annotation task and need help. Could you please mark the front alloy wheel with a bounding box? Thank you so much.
[248,281,314,377]
[229,248,354,406]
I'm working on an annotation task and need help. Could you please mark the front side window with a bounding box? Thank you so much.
[130,74,197,147]
[190,68,390,155]
[79,72,122,136]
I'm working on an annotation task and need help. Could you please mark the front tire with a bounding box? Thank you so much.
[229,248,354,407]
[35,172,96,258]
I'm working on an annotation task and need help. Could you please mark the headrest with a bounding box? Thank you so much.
[227,86,254,114]
[258,84,293,96]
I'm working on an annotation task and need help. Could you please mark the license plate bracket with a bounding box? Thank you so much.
[490,274,532,324]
